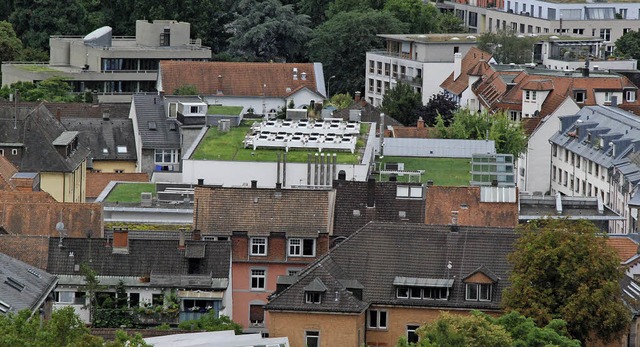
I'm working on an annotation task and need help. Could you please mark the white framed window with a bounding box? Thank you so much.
[465,283,492,301]
[410,287,422,299]
[407,325,420,344]
[154,149,180,164]
[116,146,127,154]
[288,269,301,276]
[599,28,611,42]
[396,186,423,198]
[249,304,265,326]
[575,91,585,103]
[0,149,4,156]
[305,331,320,347]
[250,237,267,256]
[11,149,17,155]
[626,90,636,102]
[250,269,266,290]
[368,309,388,329]
[288,238,315,257]
[397,287,409,298]
[55,291,83,304]
[305,292,322,304]
[604,92,612,103]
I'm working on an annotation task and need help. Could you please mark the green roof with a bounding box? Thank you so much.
[191,121,368,164]
[207,105,244,115]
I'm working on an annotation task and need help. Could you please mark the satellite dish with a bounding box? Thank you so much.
[56,221,65,234]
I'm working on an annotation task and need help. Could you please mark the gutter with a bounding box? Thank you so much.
[30,275,59,318]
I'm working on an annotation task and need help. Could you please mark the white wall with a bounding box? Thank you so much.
[422,62,454,105]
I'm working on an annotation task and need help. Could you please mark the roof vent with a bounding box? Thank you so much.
[5,277,25,292]
[0,300,10,313]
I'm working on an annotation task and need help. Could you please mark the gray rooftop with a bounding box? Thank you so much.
[519,194,623,221]
[132,95,181,149]
[62,118,136,162]
[0,252,57,315]
[383,138,496,158]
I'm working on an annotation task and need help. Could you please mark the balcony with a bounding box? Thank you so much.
[397,74,422,86]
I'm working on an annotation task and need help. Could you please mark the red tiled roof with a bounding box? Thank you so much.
[441,47,493,96]
[521,79,554,91]
[0,156,17,191]
[606,238,638,263]
[86,172,149,198]
[0,191,103,237]
[392,126,434,138]
[159,61,321,97]
[0,235,50,270]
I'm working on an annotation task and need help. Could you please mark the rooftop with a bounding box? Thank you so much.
[0,252,57,315]
[190,121,368,164]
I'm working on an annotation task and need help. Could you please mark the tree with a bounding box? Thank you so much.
[434,109,527,157]
[17,77,76,102]
[325,0,385,18]
[503,219,631,344]
[397,310,581,347]
[477,29,537,64]
[0,21,23,63]
[328,93,354,110]
[309,10,406,95]
[437,12,465,33]
[416,92,458,127]
[81,263,103,326]
[615,30,640,60]
[383,0,440,34]
[227,0,312,62]
[174,84,199,95]
[381,82,422,126]
[10,0,88,51]
[178,313,243,334]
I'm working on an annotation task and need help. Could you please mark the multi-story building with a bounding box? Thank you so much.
[365,34,478,107]
[450,0,640,56]
[549,105,640,233]
[193,184,334,335]
[1,20,211,103]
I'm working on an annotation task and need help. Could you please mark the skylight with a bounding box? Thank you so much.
[5,277,25,292]
[117,146,127,154]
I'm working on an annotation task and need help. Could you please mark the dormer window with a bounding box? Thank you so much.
[305,292,322,304]
[102,148,108,154]
[626,90,636,102]
[604,92,612,103]
[524,90,536,101]
[575,91,586,103]
[462,266,498,302]
[303,278,326,304]
[394,277,453,300]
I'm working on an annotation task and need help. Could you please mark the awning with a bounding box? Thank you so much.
[178,290,223,299]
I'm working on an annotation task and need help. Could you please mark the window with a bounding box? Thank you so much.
[160,28,170,46]
[190,106,200,113]
[251,269,266,290]
[369,60,374,73]
[575,91,585,103]
[249,304,265,326]
[114,169,124,174]
[250,237,267,256]
[396,186,423,198]
[288,238,315,257]
[576,156,581,168]
[11,149,17,155]
[524,90,536,101]
[377,61,382,75]
[552,144,557,157]
[397,287,409,298]
[604,92,612,103]
[56,291,83,304]
[626,90,636,102]
[376,80,382,93]
[407,325,420,344]
[368,79,374,92]
[384,63,390,76]
[116,146,127,154]
[305,331,320,347]
[368,310,388,329]
[465,283,492,301]
[154,149,180,164]
[469,12,478,26]
[305,292,322,304]
[152,293,164,306]
[129,293,140,307]
[288,269,301,276]
[600,28,611,42]
[552,165,557,181]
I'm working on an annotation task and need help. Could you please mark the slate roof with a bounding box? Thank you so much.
[620,276,640,315]
[158,61,323,97]
[193,186,334,237]
[549,106,640,169]
[441,47,493,96]
[0,103,90,172]
[472,64,640,135]
[86,172,149,199]
[61,117,136,162]
[47,238,230,287]
[267,222,518,313]
[0,191,103,238]
[332,179,425,239]
[132,95,180,149]
[43,102,130,119]
[331,99,402,128]
[0,252,57,315]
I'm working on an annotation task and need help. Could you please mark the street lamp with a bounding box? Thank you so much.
[327,75,336,100]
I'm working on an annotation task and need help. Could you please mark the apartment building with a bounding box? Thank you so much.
[549,105,640,233]
[450,0,640,56]
[365,34,477,107]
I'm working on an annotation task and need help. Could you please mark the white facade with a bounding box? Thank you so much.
[518,97,580,193]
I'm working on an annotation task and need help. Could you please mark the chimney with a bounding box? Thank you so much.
[56,108,62,121]
[355,91,361,103]
[178,228,186,249]
[582,67,589,77]
[293,67,298,80]
[337,170,346,180]
[301,72,307,80]
[593,65,599,71]
[112,228,129,253]
[454,52,462,79]
[102,108,110,120]
[276,182,282,191]
[426,180,434,186]
[366,177,376,208]
[192,229,202,241]
[251,180,257,189]
[555,192,563,215]
[417,117,425,128]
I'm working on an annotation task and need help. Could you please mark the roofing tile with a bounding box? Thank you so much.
[159,61,322,97]
[0,252,57,315]
[606,236,639,263]
[86,172,149,199]
[61,118,136,162]
[441,47,493,96]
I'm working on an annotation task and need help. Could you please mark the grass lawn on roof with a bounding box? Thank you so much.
[207,105,244,115]
[379,156,470,186]
[17,64,59,72]
[105,183,155,203]
[191,121,368,164]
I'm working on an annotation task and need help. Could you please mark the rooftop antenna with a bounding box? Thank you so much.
[56,211,66,248]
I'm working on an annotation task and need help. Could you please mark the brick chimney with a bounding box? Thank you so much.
[355,91,361,103]
[454,52,462,80]
[112,229,129,254]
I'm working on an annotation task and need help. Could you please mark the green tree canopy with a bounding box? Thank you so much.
[328,93,355,110]
[477,29,536,64]
[381,82,422,126]
[615,30,640,59]
[397,310,581,347]
[436,12,465,33]
[503,219,631,344]
[435,109,527,157]
[0,21,23,62]
[227,0,312,62]
[383,0,440,33]
[309,10,406,95]
[174,84,199,95]
[178,313,243,334]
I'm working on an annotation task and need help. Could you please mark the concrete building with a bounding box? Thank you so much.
[1,20,211,103]
[450,0,640,56]
[365,34,478,107]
